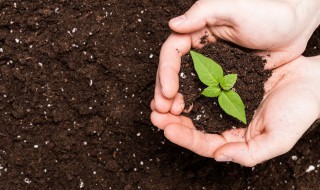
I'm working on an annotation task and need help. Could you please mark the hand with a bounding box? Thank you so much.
[151,56,320,166]
[153,0,320,113]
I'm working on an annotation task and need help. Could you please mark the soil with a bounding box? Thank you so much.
[180,43,271,133]
[0,0,319,189]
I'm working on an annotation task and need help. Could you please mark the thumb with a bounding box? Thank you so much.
[213,133,293,167]
[169,0,232,33]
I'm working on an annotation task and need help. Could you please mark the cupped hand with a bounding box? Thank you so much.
[153,0,320,113]
[151,56,320,166]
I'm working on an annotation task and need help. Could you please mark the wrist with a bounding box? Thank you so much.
[290,0,320,37]
[314,0,320,26]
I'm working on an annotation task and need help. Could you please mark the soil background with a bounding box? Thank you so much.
[0,0,319,189]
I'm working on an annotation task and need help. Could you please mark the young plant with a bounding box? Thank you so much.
[190,51,247,124]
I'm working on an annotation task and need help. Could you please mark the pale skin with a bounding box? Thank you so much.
[151,0,320,166]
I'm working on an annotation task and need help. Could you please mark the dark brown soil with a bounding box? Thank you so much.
[0,1,319,189]
[180,43,271,133]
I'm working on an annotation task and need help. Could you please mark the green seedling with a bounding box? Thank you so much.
[190,51,247,124]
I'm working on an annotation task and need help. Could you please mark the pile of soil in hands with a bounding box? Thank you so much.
[180,42,271,133]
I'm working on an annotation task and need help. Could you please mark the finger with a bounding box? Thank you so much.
[169,0,233,33]
[190,28,217,49]
[263,57,302,94]
[214,133,283,167]
[154,73,174,113]
[221,128,246,143]
[263,72,283,95]
[170,93,185,115]
[150,111,195,130]
[255,50,302,70]
[158,33,192,99]
[164,124,227,158]
[150,99,155,111]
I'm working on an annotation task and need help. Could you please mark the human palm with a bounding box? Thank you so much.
[151,56,320,166]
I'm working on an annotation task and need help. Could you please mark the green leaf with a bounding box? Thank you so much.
[202,86,221,98]
[220,74,237,91]
[190,51,223,86]
[218,90,246,124]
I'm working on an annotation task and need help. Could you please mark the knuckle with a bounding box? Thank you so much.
[193,0,206,11]
[150,112,159,126]
[245,163,257,167]
[242,159,258,167]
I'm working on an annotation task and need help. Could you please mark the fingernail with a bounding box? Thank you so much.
[171,15,186,26]
[215,155,232,162]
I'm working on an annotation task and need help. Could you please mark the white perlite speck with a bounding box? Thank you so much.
[72,28,77,33]
[149,54,153,58]
[195,115,202,121]
[291,155,297,161]
[15,38,20,43]
[0,48,3,53]
[80,179,84,188]
[180,72,187,79]
[24,178,31,184]
[306,165,315,173]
